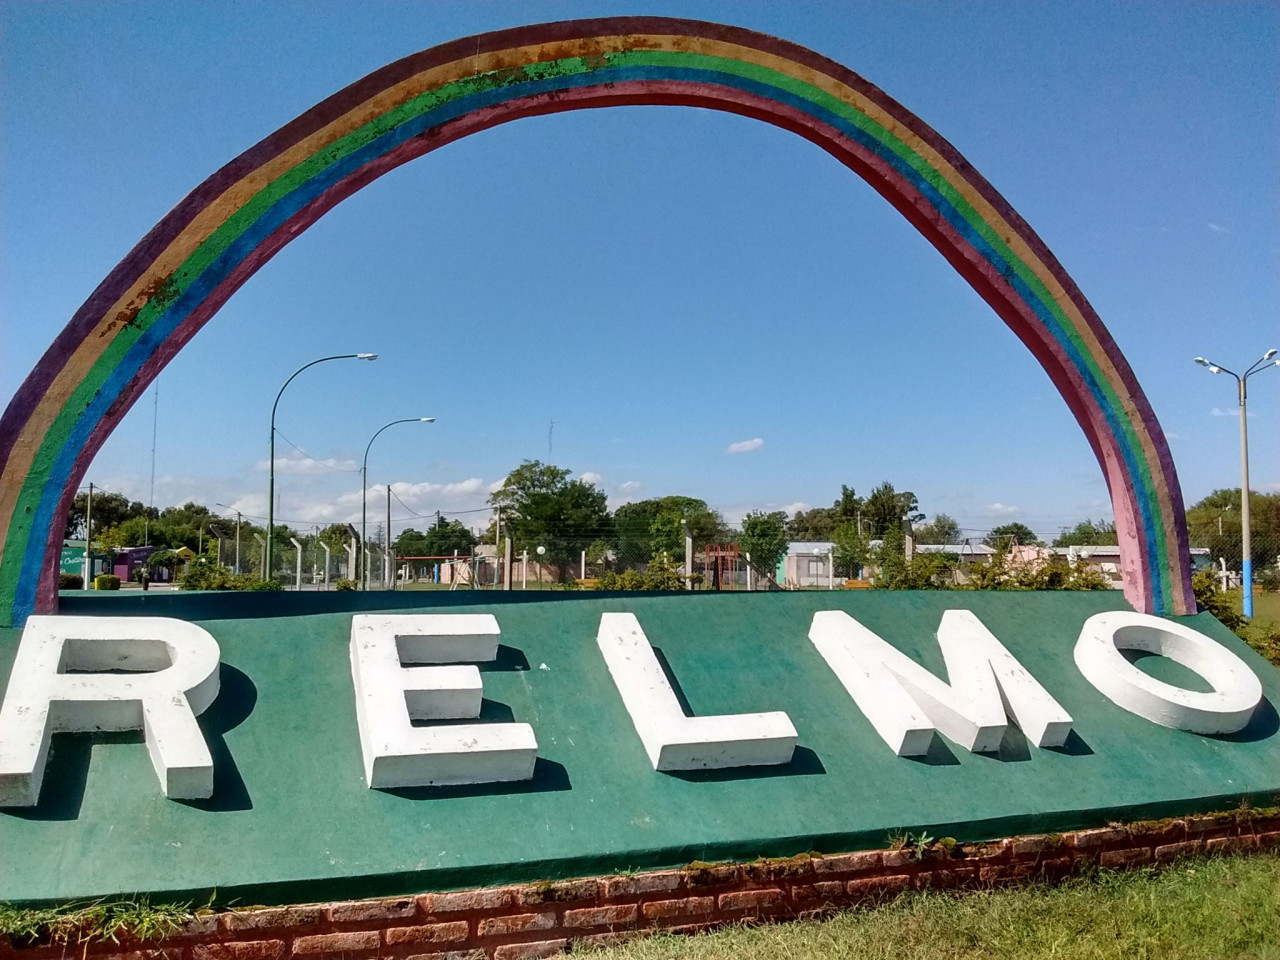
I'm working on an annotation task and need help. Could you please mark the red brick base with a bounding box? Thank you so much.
[5,813,1278,960]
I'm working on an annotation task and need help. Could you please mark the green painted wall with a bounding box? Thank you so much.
[0,591,1276,906]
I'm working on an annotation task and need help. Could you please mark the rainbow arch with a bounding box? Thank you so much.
[0,17,1194,625]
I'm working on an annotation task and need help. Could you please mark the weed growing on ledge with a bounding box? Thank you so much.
[0,897,197,946]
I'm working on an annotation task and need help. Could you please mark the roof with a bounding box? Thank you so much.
[915,543,996,556]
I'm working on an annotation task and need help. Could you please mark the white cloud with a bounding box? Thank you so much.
[392,477,486,499]
[982,502,1021,517]
[282,478,489,526]
[81,467,491,534]
[254,455,358,475]
[487,479,505,493]
[1206,222,1230,233]
[580,471,603,485]
[224,494,266,517]
[780,501,812,514]
[1211,407,1255,419]
[725,437,764,454]
[608,479,644,509]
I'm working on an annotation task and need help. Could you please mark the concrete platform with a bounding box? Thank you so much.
[1,590,1276,905]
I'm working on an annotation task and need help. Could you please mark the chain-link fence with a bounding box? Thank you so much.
[360,527,784,592]
[218,522,1280,599]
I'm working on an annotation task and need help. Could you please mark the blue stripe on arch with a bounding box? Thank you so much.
[17,58,1167,615]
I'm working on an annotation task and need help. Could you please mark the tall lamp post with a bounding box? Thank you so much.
[361,417,435,589]
[267,353,377,578]
[1194,348,1279,618]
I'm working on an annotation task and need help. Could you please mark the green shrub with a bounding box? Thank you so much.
[594,554,692,591]
[1193,568,1244,631]
[1259,567,1280,593]
[93,574,121,591]
[242,577,281,592]
[334,578,357,592]
[178,560,281,592]
[58,573,84,590]
[147,549,179,571]
[178,558,232,591]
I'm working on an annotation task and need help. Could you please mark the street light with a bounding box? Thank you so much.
[361,417,435,589]
[214,502,243,574]
[1194,348,1279,618]
[267,353,377,580]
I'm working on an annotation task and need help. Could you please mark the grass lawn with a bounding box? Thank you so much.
[583,854,1280,960]
[1231,589,1280,623]
[1224,589,1280,666]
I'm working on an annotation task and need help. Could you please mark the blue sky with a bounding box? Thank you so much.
[2,1,1277,541]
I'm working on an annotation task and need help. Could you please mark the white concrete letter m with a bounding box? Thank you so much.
[809,610,1072,756]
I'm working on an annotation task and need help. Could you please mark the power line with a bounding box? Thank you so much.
[232,509,438,528]
[273,429,361,472]
[390,487,430,519]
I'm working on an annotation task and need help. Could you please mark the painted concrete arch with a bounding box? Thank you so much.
[0,17,1195,624]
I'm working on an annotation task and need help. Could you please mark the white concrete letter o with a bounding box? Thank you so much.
[1074,612,1262,735]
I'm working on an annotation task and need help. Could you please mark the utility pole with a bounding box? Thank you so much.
[495,505,502,586]
[147,385,158,545]
[682,519,693,591]
[83,482,94,585]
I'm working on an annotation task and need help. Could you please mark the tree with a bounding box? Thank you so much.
[1052,519,1118,547]
[395,517,476,557]
[861,482,923,537]
[98,516,152,549]
[64,490,152,540]
[80,497,229,554]
[786,507,837,541]
[985,522,1040,548]
[787,485,866,541]
[647,513,685,560]
[1185,488,1280,573]
[395,528,431,557]
[739,511,789,575]
[913,513,961,545]
[834,484,865,524]
[318,523,354,552]
[147,549,180,573]
[614,496,724,562]
[613,500,662,559]
[832,521,870,577]
[156,502,217,552]
[488,461,611,580]
[868,525,957,589]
